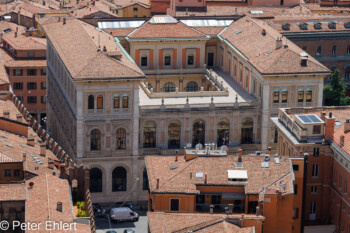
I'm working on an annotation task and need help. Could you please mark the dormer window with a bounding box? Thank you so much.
[300,23,308,30]
[329,22,336,29]
[344,22,350,28]
[314,23,322,30]
[282,23,290,30]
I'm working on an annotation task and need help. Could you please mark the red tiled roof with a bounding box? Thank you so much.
[192,26,226,35]
[128,17,207,39]
[220,17,329,74]
[0,183,26,201]
[105,28,135,37]
[3,32,46,51]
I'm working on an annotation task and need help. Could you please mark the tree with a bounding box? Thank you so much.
[323,69,350,106]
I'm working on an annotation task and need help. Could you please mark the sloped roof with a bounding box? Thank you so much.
[42,17,144,80]
[220,17,329,75]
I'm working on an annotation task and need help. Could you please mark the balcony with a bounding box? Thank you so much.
[195,203,245,213]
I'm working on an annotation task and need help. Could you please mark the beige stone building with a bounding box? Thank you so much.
[43,16,329,204]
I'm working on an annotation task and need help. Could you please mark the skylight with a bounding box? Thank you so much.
[227,170,248,182]
[296,114,323,124]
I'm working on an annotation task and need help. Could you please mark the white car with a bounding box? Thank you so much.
[110,207,139,222]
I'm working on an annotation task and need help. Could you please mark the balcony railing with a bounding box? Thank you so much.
[195,203,245,213]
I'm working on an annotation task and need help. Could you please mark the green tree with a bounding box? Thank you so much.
[323,69,350,106]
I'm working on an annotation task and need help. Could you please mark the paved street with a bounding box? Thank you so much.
[96,211,148,233]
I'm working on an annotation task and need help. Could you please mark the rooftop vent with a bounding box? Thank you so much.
[344,119,350,133]
[196,172,204,179]
[170,165,179,170]
[261,162,269,168]
[276,37,282,50]
[274,157,280,164]
[235,30,242,35]
[261,29,266,36]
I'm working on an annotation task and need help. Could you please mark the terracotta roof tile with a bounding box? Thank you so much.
[105,28,135,37]
[2,31,46,51]
[192,26,226,35]
[220,17,329,74]
[0,183,26,201]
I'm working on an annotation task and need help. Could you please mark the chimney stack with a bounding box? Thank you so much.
[238,149,242,162]
[324,112,335,141]
[190,172,192,179]
[27,137,35,147]
[344,119,350,133]
[63,18,66,25]
[340,135,345,145]
[268,147,271,156]
[175,150,178,162]
[204,173,207,184]
[156,178,159,188]
[23,153,26,161]
[103,45,107,52]
[276,37,282,50]
[57,202,62,212]
[14,31,17,38]
[40,142,46,157]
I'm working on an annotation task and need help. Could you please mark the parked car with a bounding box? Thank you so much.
[106,231,117,233]
[110,207,139,222]
[123,229,135,233]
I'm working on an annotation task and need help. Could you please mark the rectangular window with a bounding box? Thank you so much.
[27,96,37,104]
[133,7,138,11]
[41,68,46,76]
[294,184,298,195]
[312,164,319,177]
[13,82,23,90]
[164,55,171,66]
[14,169,20,177]
[13,69,23,76]
[27,69,37,76]
[313,147,320,157]
[17,96,23,102]
[273,90,279,103]
[298,89,304,102]
[27,82,37,90]
[347,45,350,55]
[41,96,47,103]
[306,89,312,102]
[41,82,46,90]
[311,186,318,193]
[97,95,103,109]
[187,55,194,66]
[339,176,342,190]
[122,96,128,108]
[344,181,347,194]
[170,199,179,211]
[293,165,299,172]
[4,169,11,176]
[281,89,288,103]
[114,96,120,108]
[141,56,148,67]
[310,202,316,214]
[312,125,321,134]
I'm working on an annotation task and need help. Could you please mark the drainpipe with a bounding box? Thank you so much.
[301,153,309,233]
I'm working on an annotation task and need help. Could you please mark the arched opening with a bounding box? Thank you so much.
[116,128,126,149]
[90,168,102,193]
[241,118,253,144]
[168,121,181,149]
[143,167,149,190]
[344,67,350,80]
[97,95,103,109]
[112,167,127,192]
[163,82,175,92]
[90,129,101,151]
[192,120,205,147]
[88,95,94,109]
[217,119,230,147]
[144,121,156,148]
[186,81,198,92]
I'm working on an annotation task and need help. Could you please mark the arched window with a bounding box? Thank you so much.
[112,167,127,192]
[144,121,156,148]
[90,129,101,151]
[90,168,102,193]
[143,167,149,190]
[186,81,198,92]
[306,88,312,102]
[344,67,350,80]
[273,89,279,103]
[168,121,181,149]
[316,46,322,56]
[192,120,205,146]
[217,119,229,146]
[116,128,126,149]
[298,88,304,102]
[281,89,288,103]
[97,95,103,109]
[88,95,94,109]
[241,118,253,144]
[163,82,175,92]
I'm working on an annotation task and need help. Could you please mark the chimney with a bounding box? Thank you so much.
[16,114,22,122]
[57,202,62,212]
[265,154,270,162]
[344,119,350,133]
[103,45,107,52]
[27,137,35,147]
[156,179,159,188]
[190,172,192,179]
[204,173,207,184]
[59,164,65,177]
[175,150,178,162]
[16,27,18,32]
[340,135,345,145]
[63,18,66,25]
[58,17,61,22]
[14,31,17,38]
[276,37,282,50]
[320,112,326,120]
[262,29,266,36]
[267,147,271,156]
[40,143,46,157]
[23,153,26,161]
[209,205,214,214]
[3,110,10,118]
[238,149,242,162]
[324,112,335,141]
